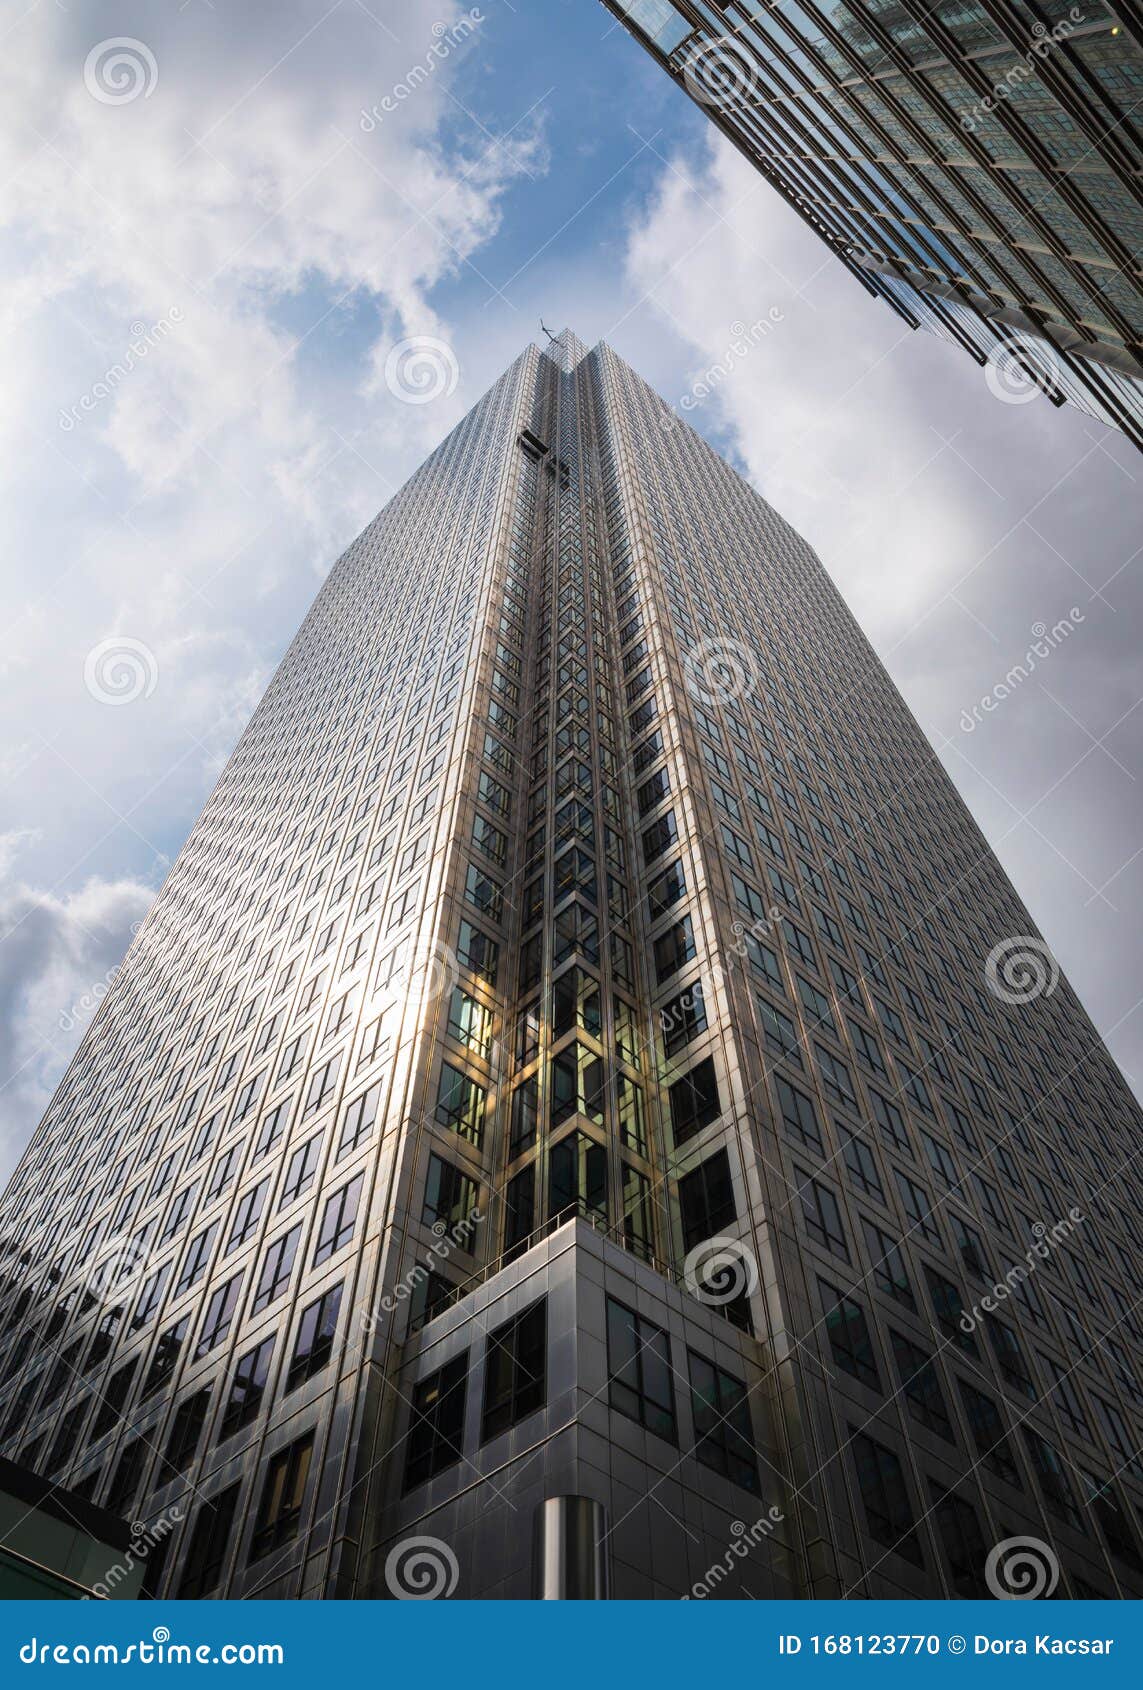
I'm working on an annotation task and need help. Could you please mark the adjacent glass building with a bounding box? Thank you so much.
[0,331,1141,1600]
[602,1,1143,446]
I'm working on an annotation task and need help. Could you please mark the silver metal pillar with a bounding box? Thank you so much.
[532,1496,610,1599]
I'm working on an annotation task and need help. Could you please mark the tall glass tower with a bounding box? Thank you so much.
[601,1,1143,448]
[0,332,1141,1601]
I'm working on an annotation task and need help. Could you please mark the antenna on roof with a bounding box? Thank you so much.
[540,319,558,345]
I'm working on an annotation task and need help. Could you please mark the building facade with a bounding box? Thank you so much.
[601,0,1143,447]
[0,331,1141,1600]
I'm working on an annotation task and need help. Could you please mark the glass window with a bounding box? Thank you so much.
[796,1171,848,1258]
[196,1275,242,1358]
[404,1353,468,1490]
[251,1224,301,1315]
[219,1338,274,1442]
[286,1283,343,1393]
[930,1484,990,1597]
[548,1130,607,1225]
[177,1483,240,1597]
[141,1317,188,1400]
[688,1350,758,1493]
[313,1175,363,1265]
[89,1359,138,1443]
[678,1149,736,1250]
[654,915,695,981]
[606,1297,676,1442]
[775,1076,822,1151]
[819,1279,880,1389]
[850,1430,923,1566]
[338,1084,380,1159]
[446,988,494,1059]
[889,1329,954,1442]
[159,1387,210,1484]
[435,1062,486,1147]
[504,1165,535,1257]
[481,1298,546,1441]
[1023,1426,1084,1530]
[958,1380,1021,1488]
[249,1431,314,1561]
[106,1435,148,1518]
[423,1154,478,1233]
[862,1218,915,1308]
[924,1267,978,1355]
[668,1057,720,1145]
[227,1177,270,1246]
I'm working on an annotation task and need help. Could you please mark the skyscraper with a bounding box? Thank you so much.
[0,331,1141,1601]
[601,1,1143,449]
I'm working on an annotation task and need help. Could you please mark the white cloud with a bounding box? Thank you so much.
[622,134,1003,644]
[0,0,548,1175]
[0,843,154,1177]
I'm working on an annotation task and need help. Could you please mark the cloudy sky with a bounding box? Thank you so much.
[1,0,1140,1181]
